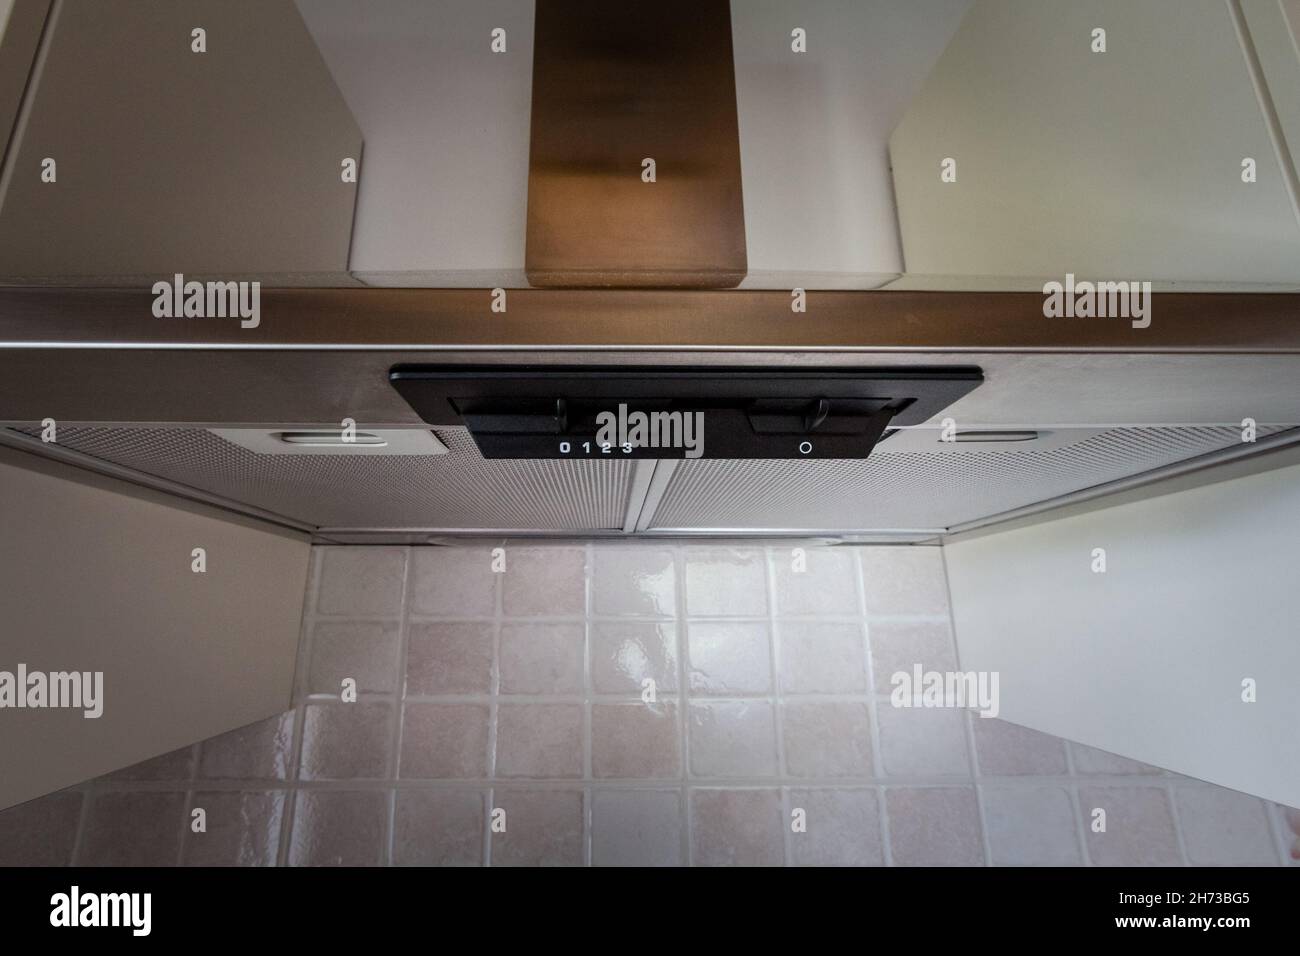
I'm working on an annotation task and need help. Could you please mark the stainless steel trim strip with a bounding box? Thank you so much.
[943,426,1300,537]
[3,288,1300,352]
[0,426,316,533]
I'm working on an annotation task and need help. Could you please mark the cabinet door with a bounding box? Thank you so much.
[0,446,310,810]
[0,0,361,282]
[890,0,1300,287]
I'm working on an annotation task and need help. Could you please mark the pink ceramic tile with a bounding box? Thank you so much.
[105,745,194,782]
[683,548,767,616]
[772,546,859,616]
[1276,804,1300,864]
[878,706,970,777]
[288,790,387,866]
[490,789,584,866]
[592,702,680,779]
[869,619,958,694]
[591,621,679,694]
[317,547,406,617]
[859,546,949,617]
[1079,786,1181,866]
[405,622,494,696]
[307,620,401,695]
[496,703,584,778]
[782,701,873,778]
[688,701,778,778]
[399,703,490,779]
[1175,786,1278,866]
[298,702,393,780]
[78,791,186,866]
[973,718,1068,776]
[778,621,867,694]
[499,622,585,695]
[409,546,497,617]
[981,786,1082,865]
[691,788,783,866]
[182,791,285,866]
[885,787,984,866]
[198,712,293,780]
[393,789,485,866]
[686,620,772,695]
[501,547,586,617]
[0,790,82,866]
[592,547,676,616]
[1069,741,1163,775]
[591,790,684,866]
[788,789,885,866]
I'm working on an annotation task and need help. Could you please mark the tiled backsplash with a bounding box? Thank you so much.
[1,544,1295,866]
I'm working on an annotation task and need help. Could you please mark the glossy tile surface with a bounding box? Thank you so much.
[12,543,1290,867]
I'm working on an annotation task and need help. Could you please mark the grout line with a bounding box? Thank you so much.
[940,545,992,867]
[1165,781,1192,867]
[964,711,994,867]
[1064,743,1092,867]
[766,546,790,866]
[177,788,195,866]
[68,786,90,866]
[275,547,325,867]
[311,610,950,625]
[675,546,693,866]
[855,548,892,866]
[1070,785,1095,867]
[583,542,593,866]
[765,548,787,788]
[485,546,503,866]
[384,546,413,866]
[1264,801,1293,867]
[781,786,793,867]
[74,773,1214,792]
[350,691,918,704]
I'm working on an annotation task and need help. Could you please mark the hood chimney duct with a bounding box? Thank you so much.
[524,0,747,288]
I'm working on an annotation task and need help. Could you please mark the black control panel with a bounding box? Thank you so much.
[389,366,982,460]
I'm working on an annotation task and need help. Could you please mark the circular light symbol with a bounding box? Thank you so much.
[798,441,812,455]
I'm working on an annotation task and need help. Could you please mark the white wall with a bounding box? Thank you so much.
[730,0,971,288]
[297,0,535,286]
[0,446,310,810]
[945,455,1300,807]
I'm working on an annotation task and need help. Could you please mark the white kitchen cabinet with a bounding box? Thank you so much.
[890,0,1300,288]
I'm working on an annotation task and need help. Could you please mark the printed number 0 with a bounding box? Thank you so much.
[560,441,570,454]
